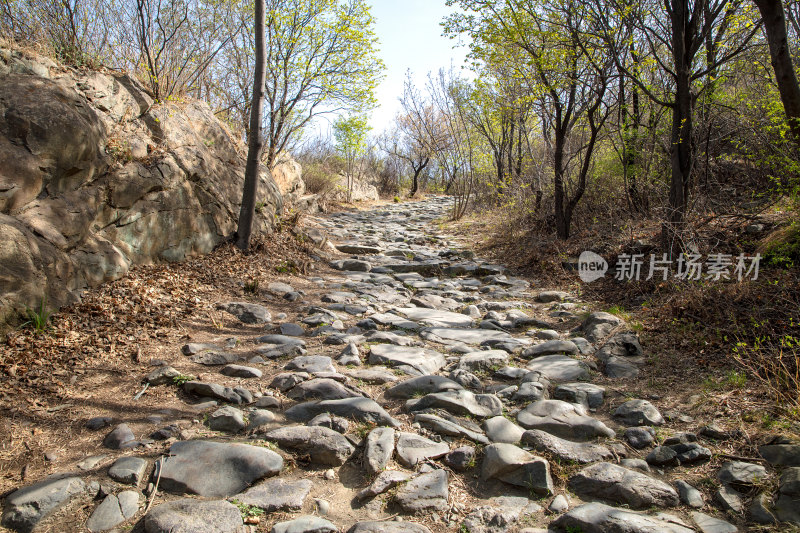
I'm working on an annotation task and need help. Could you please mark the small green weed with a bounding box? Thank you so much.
[22,298,52,334]
[172,374,195,386]
[231,499,264,519]
[605,305,631,321]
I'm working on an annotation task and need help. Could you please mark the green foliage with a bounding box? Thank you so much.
[22,298,51,334]
[231,499,264,519]
[275,260,299,274]
[172,374,195,386]
[764,224,800,269]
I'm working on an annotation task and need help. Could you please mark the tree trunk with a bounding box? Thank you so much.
[553,128,569,240]
[236,0,267,251]
[664,0,694,252]
[754,0,800,145]
[409,157,429,197]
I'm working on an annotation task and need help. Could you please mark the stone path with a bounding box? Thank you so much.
[2,196,798,532]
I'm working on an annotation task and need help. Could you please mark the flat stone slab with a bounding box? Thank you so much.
[760,444,800,467]
[144,499,244,533]
[255,334,306,347]
[369,313,419,330]
[217,302,271,324]
[272,516,338,533]
[394,307,474,327]
[155,440,282,498]
[406,390,503,418]
[691,511,738,533]
[86,491,139,532]
[231,478,313,512]
[385,375,463,399]
[517,400,615,440]
[285,378,363,401]
[348,521,431,533]
[108,456,148,485]
[522,429,614,464]
[357,470,411,501]
[220,365,262,378]
[285,397,400,427]
[568,462,680,509]
[395,432,450,467]
[457,350,509,372]
[421,328,520,345]
[553,383,605,408]
[552,502,694,533]
[2,475,86,533]
[264,426,354,466]
[183,381,251,404]
[368,344,446,375]
[345,368,399,384]
[525,355,590,382]
[285,355,336,374]
[414,414,490,444]
[395,470,449,512]
[522,340,579,357]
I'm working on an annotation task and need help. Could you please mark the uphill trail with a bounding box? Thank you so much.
[1,196,797,533]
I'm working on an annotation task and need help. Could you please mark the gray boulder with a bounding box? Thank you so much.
[517,400,615,440]
[522,340,579,357]
[395,432,449,467]
[385,375,463,399]
[264,426,354,466]
[521,429,614,464]
[208,406,247,433]
[613,399,664,426]
[347,521,430,533]
[155,440,282,497]
[144,499,245,533]
[231,478,313,512]
[285,397,400,427]
[551,502,693,533]
[481,443,553,495]
[364,427,395,475]
[483,416,525,444]
[568,462,679,509]
[368,344,446,375]
[108,457,148,485]
[406,390,502,418]
[394,470,449,512]
[217,302,271,324]
[524,355,590,382]
[2,475,86,533]
[86,491,139,532]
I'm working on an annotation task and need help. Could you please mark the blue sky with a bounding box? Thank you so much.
[314,0,470,138]
[367,0,470,134]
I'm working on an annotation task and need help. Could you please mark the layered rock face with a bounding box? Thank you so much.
[0,47,305,321]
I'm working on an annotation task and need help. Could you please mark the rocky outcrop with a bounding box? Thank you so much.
[0,47,307,322]
[331,173,379,202]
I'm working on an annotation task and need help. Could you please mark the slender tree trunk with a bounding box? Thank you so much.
[754,0,800,145]
[664,0,694,252]
[236,0,266,251]
[554,127,569,240]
